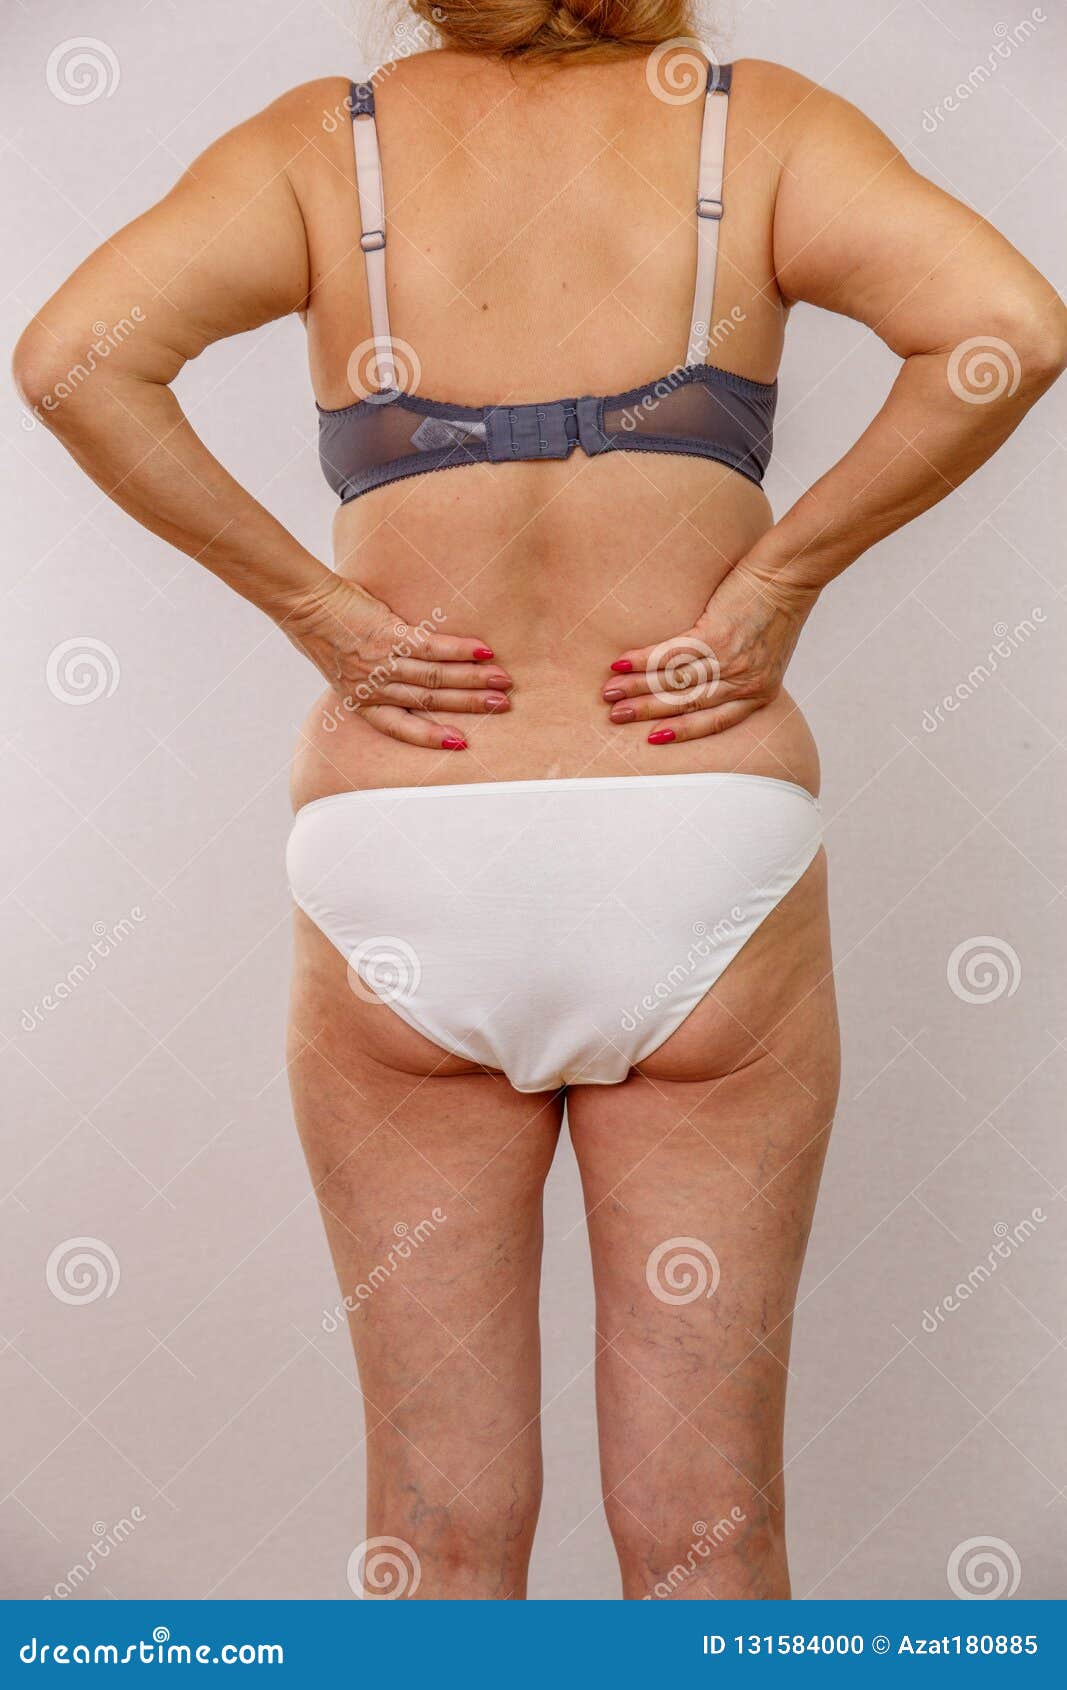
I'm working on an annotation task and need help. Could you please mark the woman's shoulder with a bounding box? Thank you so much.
[728,56,877,152]
[253,76,357,138]
[728,57,830,114]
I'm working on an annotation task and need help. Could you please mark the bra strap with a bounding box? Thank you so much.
[348,81,397,390]
[686,62,732,366]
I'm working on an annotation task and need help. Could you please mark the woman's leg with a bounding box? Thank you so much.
[288,913,565,1599]
[567,853,839,1600]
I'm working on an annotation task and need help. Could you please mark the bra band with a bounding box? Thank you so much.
[346,57,732,388]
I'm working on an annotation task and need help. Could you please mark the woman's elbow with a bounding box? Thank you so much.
[12,321,87,429]
[992,289,1067,390]
[12,314,150,432]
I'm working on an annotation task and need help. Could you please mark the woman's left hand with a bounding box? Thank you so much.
[602,560,819,743]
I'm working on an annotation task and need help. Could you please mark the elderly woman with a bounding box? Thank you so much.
[15,0,1064,1600]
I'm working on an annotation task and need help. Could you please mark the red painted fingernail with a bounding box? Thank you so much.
[441,735,467,750]
[648,728,676,745]
[603,686,626,701]
[473,646,494,660]
[610,659,633,673]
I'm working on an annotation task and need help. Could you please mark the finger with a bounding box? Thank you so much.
[642,699,763,743]
[359,705,469,750]
[389,658,513,691]
[395,625,500,664]
[604,667,724,703]
[606,632,709,675]
[607,683,741,723]
[368,684,511,714]
[605,634,723,700]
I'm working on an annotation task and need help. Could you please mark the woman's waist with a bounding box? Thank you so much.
[290,677,820,810]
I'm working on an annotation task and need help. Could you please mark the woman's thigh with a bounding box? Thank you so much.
[287,913,565,1598]
[566,853,840,1599]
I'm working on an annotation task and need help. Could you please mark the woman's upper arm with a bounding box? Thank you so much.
[14,81,331,398]
[764,62,1065,365]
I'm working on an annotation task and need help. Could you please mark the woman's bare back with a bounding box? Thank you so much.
[287,51,820,804]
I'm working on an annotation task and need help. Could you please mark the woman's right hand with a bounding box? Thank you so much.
[278,574,511,750]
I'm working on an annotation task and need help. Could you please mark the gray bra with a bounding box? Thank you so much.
[318,62,777,505]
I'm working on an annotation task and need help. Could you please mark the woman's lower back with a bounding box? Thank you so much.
[290,451,822,805]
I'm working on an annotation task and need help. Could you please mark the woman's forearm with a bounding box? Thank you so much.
[25,369,335,621]
[742,332,1066,597]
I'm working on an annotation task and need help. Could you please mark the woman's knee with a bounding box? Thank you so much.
[604,1492,789,1600]
[365,1453,543,1598]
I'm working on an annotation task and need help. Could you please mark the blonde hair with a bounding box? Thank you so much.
[406,1,697,63]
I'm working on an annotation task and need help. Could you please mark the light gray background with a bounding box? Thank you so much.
[2,0,1064,1601]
